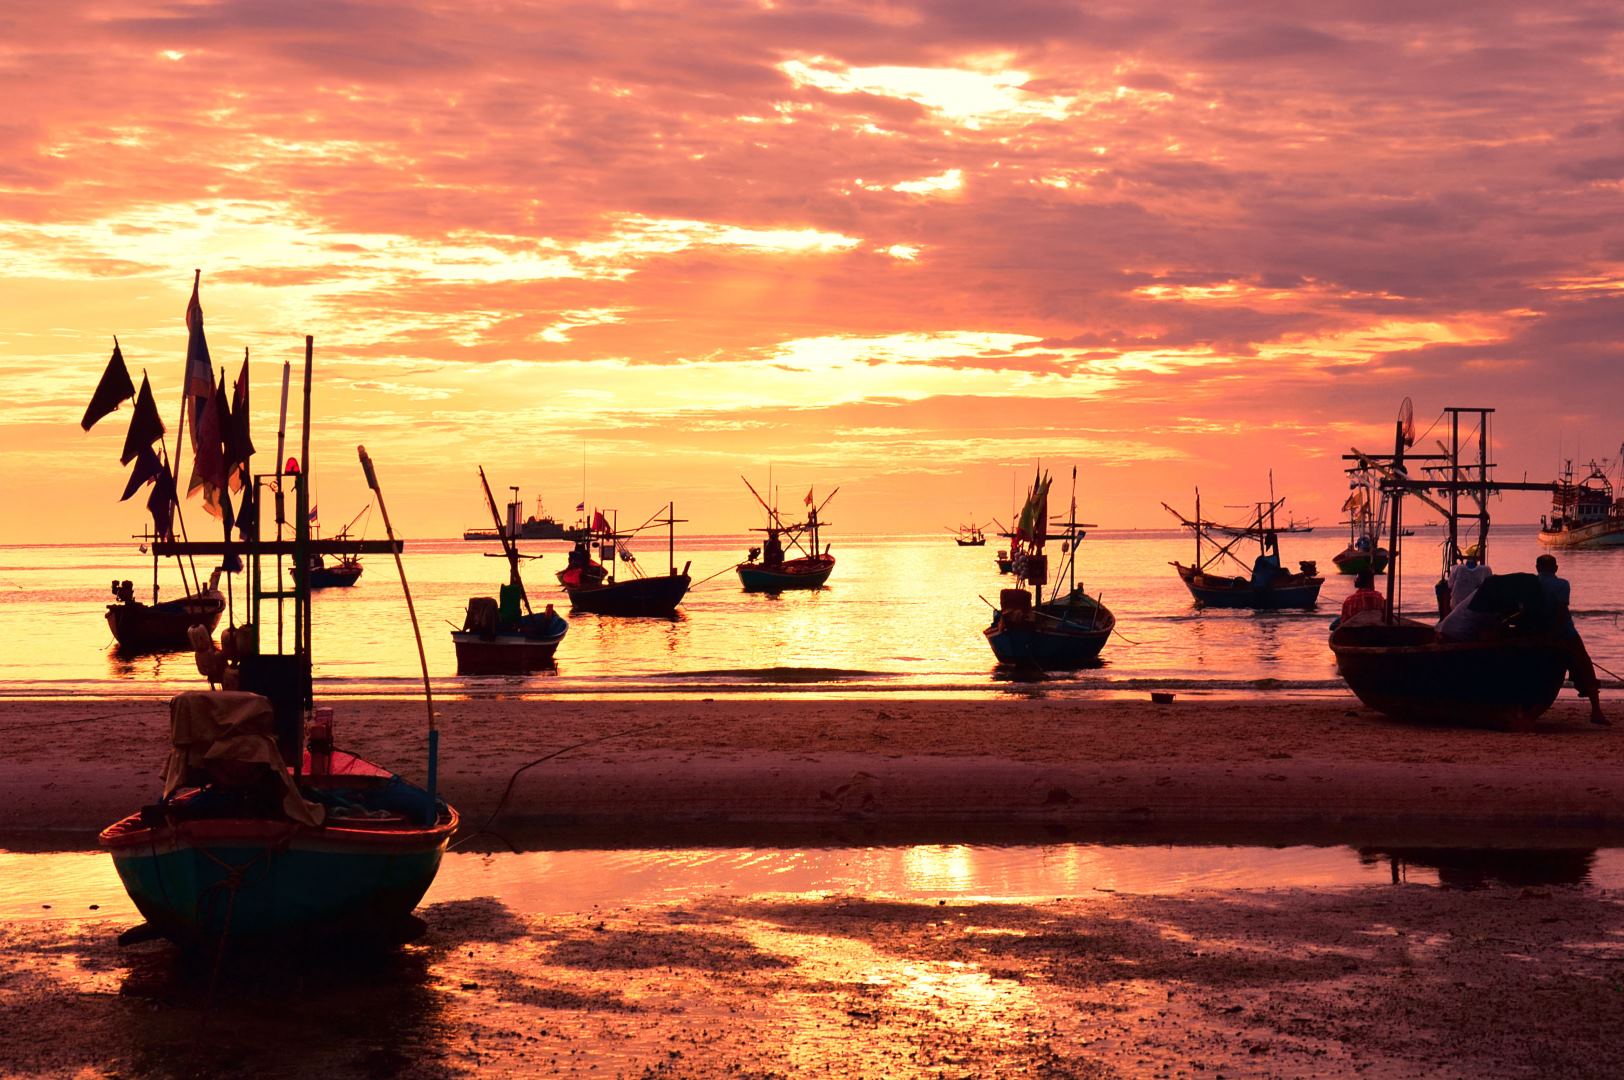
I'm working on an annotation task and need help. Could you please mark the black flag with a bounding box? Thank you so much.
[120,444,163,501]
[120,373,166,465]
[226,349,255,492]
[81,339,135,431]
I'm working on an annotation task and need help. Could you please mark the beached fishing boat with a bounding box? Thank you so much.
[984,468,1114,669]
[1539,457,1624,549]
[559,503,691,615]
[1330,403,1569,729]
[98,316,450,945]
[736,478,836,592]
[453,466,568,674]
[1163,487,1323,609]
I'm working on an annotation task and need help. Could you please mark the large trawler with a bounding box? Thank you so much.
[1538,458,1624,549]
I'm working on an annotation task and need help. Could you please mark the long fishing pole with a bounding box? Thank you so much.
[358,445,439,811]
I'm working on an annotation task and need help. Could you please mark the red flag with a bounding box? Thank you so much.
[184,271,214,447]
[188,374,230,518]
[592,510,610,534]
[804,488,814,507]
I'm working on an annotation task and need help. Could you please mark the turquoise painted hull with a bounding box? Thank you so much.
[104,811,455,944]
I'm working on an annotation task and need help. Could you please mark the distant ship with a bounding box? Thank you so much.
[1538,458,1624,549]
[462,488,584,541]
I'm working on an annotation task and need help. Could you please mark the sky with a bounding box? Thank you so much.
[4,0,1624,543]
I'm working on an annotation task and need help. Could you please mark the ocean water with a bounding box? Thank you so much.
[1,525,1620,699]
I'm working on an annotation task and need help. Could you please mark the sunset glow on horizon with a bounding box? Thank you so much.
[6,1,1624,541]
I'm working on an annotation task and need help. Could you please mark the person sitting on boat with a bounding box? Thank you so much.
[764,533,784,567]
[566,540,593,570]
[1251,534,1282,589]
[1443,547,1491,613]
[1536,554,1608,726]
[1331,570,1385,630]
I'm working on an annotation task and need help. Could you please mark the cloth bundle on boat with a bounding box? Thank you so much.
[463,596,500,637]
[162,691,323,826]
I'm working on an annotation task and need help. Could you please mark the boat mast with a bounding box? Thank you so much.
[1385,416,1405,622]
[1194,487,1202,568]
[479,466,531,615]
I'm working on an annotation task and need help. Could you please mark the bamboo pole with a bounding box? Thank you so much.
[360,445,437,808]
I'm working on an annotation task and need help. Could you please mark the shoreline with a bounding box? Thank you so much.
[3,695,1622,846]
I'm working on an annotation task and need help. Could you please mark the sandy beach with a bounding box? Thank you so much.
[3,691,1622,1078]
[3,881,1621,1078]
[1,694,1619,846]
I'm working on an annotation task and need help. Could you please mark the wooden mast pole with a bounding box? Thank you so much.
[295,336,314,710]
[479,466,531,615]
[1385,419,1405,622]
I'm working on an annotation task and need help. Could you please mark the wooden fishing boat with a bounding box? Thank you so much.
[1332,466,1390,574]
[952,523,986,546]
[1330,617,1566,729]
[96,319,447,946]
[452,619,565,674]
[102,738,456,943]
[736,478,837,592]
[994,549,1013,574]
[454,466,568,673]
[106,587,225,651]
[986,587,1113,667]
[1163,487,1323,610]
[984,468,1114,669]
[1171,562,1323,609]
[559,503,690,616]
[1539,458,1624,549]
[295,550,364,589]
[1332,402,1568,728]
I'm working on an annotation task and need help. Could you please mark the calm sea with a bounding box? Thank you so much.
[1,526,1620,700]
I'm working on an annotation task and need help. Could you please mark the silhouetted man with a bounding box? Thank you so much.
[1536,554,1607,726]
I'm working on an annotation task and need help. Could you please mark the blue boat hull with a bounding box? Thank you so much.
[985,623,1109,668]
[102,808,456,944]
[1175,563,1323,609]
[736,559,833,592]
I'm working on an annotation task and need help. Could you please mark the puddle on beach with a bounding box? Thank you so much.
[3,843,1619,921]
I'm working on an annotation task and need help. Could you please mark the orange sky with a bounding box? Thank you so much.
[5,1,1623,542]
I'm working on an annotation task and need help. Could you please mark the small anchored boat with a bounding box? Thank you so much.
[735,477,836,592]
[558,504,691,616]
[1164,485,1323,609]
[951,523,986,546]
[106,578,226,652]
[453,466,567,674]
[984,468,1115,669]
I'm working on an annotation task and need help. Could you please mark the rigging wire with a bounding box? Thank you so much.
[449,722,666,851]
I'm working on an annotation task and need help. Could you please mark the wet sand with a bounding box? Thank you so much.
[1,695,1621,845]
[2,883,1620,1078]
[0,695,1617,844]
